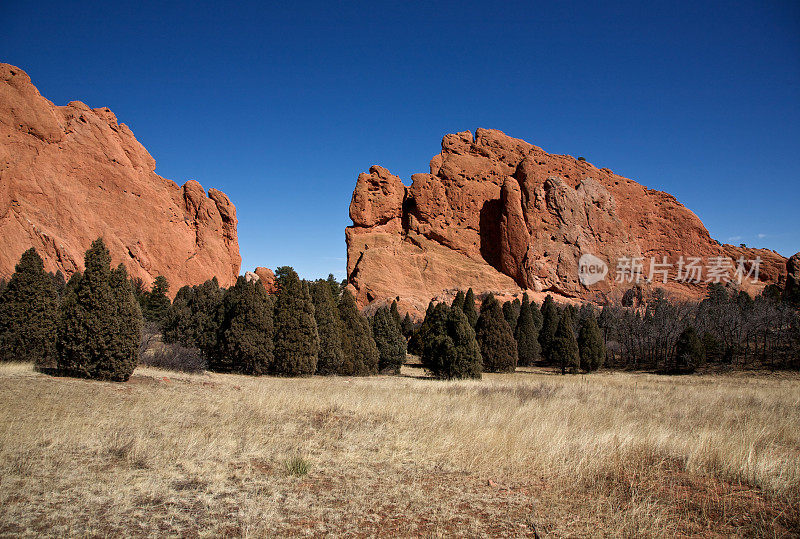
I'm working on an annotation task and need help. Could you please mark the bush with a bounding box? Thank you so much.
[139,322,205,373]
[673,326,705,374]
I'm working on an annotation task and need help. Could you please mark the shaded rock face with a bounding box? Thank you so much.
[346,128,785,315]
[0,64,240,288]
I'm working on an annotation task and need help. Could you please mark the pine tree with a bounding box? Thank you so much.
[421,303,482,379]
[475,294,517,373]
[577,313,604,372]
[325,273,342,299]
[217,276,274,375]
[514,293,540,366]
[538,295,560,363]
[463,288,479,327]
[338,288,379,375]
[143,275,171,323]
[58,239,140,381]
[372,306,406,374]
[674,326,705,374]
[552,308,580,374]
[0,248,60,366]
[272,267,319,376]
[311,281,345,375]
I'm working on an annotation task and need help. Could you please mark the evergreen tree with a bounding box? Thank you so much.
[49,270,66,298]
[272,267,319,376]
[338,288,379,375]
[57,239,140,381]
[401,312,415,339]
[514,293,540,366]
[538,295,560,363]
[143,275,171,323]
[419,302,451,374]
[463,288,478,327]
[577,313,604,372]
[371,306,406,374]
[217,276,274,375]
[502,299,521,330]
[109,264,143,378]
[421,303,482,379]
[475,294,517,373]
[552,308,580,374]
[65,271,82,294]
[389,300,402,328]
[162,285,195,345]
[0,248,60,366]
[311,281,345,375]
[408,300,435,356]
[674,326,705,374]
[451,290,465,312]
[191,278,226,370]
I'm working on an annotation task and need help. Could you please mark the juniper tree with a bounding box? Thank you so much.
[475,294,517,373]
[0,248,60,366]
[463,288,478,327]
[552,308,580,374]
[674,326,705,374]
[311,280,345,375]
[389,300,402,329]
[421,303,482,379]
[514,293,541,366]
[408,300,436,356]
[217,276,274,375]
[57,239,140,381]
[538,295,559,363]
[371,306,406,374]
[419,302,451,374]
[272,268,319,376]
[49,270,66,298]
[577,312,604,372]
[188,278,225,370]
[502,299,521,330]
[143,275,171,323]
[338,288,379,375]
[162,285,195,345]
[451,290,466,312]
[109,264,143,378]
[401,312,415,339]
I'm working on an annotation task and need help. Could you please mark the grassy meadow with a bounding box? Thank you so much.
[0,361,798,537]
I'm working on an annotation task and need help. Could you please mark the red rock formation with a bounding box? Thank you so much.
[346,129,786,315]
[0,63,240,288]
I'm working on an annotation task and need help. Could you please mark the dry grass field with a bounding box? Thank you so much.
[0,362,798,537]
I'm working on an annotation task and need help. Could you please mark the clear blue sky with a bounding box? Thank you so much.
[3,0,799,279]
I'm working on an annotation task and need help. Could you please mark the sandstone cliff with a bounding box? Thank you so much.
[0,63,240,288]
[346,129,785,315]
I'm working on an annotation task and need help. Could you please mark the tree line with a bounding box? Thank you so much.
[1,240,798,382]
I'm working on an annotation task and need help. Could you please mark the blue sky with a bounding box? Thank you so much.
[3,0,799,279]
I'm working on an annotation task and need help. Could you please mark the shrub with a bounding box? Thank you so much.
[475,294,517,373]
[272,268,318,376]
[0,248,60,366]
[139,322,205,373]
[674,326,705,373]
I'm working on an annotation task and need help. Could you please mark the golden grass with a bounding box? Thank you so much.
[0,362,798,537]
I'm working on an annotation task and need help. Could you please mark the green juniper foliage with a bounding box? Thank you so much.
[217,276,274,375]
[577,312,605,372]
[57,239,141,381]
[552,308,580,374]
[0,248,60,366]
[475,294,517,373]
[514,293,541,366]
[401,312,415,339]
[502,298,521,330]
[310,280,345,375]
[538,295,560,363]
[371,306,406,374]
[49,270,66,298]
[408,300,436,356]
[389,300,402,328]
[338,288,379,375]
[421,303,482,380]
[143,275,171,323]
[272,267,319,376]
[451,290,465,312]
[463,288,478,327]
